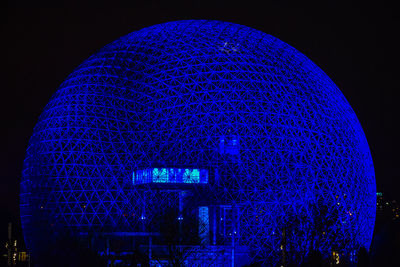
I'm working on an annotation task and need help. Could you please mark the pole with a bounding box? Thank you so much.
[106,237,110,267]
[7,223,12,267]
[282,227,287,267]
[231,233,235,267]
[213,206,217,246]
[149,236,152,264]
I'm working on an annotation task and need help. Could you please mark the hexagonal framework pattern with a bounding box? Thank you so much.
[21,20,376,265]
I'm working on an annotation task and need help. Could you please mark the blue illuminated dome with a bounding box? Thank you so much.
[21,20,375,265]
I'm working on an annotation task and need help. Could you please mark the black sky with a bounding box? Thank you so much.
[1,1,399,246]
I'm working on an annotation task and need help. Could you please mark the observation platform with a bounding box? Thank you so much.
[132,167,209,189]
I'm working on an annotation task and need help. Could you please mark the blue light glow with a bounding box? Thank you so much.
[199,206,210,245]
[20,20,375,265]
[133,168,207,184]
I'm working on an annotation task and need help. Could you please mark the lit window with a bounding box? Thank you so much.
[133,168,208,184]
[183,169,200,183]
[153,168,168,183]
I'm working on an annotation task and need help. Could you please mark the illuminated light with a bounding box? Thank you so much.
[184,168,200,183]
[198,207,209,245]
[332,251,340,264]
[153,168,168,183]
[134,168,207,184]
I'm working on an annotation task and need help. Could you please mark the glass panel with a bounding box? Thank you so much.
[153,168,168,183]
[133,168,208,184]
[198,206,209,245]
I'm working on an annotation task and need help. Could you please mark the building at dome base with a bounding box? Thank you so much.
[20,20,376,266]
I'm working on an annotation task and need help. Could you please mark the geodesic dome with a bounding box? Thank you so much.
[21,20,375,265]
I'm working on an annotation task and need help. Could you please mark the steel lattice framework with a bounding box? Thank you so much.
[21,20,376,265]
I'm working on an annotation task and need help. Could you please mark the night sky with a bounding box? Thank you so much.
[2,1,399,246]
